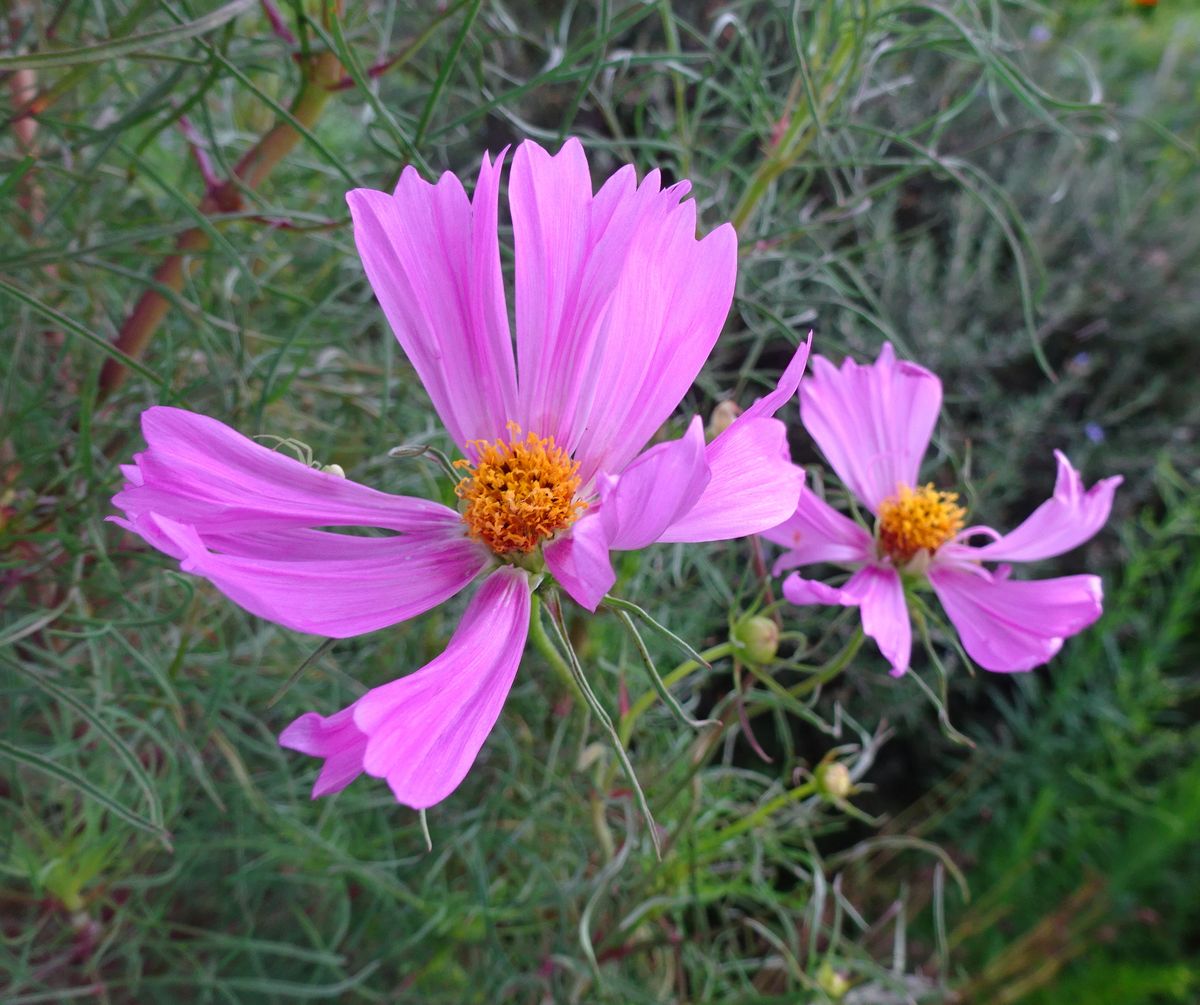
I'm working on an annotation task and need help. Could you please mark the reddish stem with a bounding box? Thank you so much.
[260,0,298,46]
[177,114,220,191]
[99,49,344,398]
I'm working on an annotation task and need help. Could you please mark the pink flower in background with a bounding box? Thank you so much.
[766,344,1120,676]
[113,139,809,809]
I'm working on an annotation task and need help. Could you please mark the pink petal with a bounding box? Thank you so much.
[133,514,487,638]
[968,451,1122,564]
[782,573,860,607]
[800,343,942,512]
[111,407,488,637]
[510,138,618,451]
[279,704,368,797]
[115,407,457,535]
[783,565,911,675]
[657,417,802,543]
[508,138,737,481]
[929,566,1103,673]
[544,511,616,613]
[346,150,517,449]
[737,333,813,423]
[844,565,913,677]
[568,208,737,480]
[659,340,811,544]
[351,568,533,809]
[763,484,874,574]
[546,416,710,610]
[600,416,711,550]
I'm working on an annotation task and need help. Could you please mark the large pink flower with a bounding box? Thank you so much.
[765,343,1120,676]
[113,139,808,808]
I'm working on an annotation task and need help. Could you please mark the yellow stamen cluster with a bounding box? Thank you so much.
[877,483,966,564]
[454,423,587,555]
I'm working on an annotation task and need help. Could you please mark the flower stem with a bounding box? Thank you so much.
[543,591,663,859]
[528,592,583,703]
[729,8,863,233]
[617,641,735,748]
[788,626,864,700]
[633,628,865,823]
[697,779,819,852]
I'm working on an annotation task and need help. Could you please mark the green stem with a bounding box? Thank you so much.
[639,628,865,821]
[787,626,864,700]
[528,593,583,703]
[698,779,818,852]
[657,0,691,174]
[729,18,861,232]
[618,641,735,747]
[544,592,663,859]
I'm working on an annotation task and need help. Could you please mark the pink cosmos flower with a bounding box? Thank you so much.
[112,138,809,808]
[765,343,1121,676]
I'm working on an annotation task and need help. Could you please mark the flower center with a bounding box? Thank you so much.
[454,422,587,556]
[877,483,966,564]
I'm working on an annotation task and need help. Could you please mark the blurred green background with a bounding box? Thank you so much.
[2,1,1197,1002]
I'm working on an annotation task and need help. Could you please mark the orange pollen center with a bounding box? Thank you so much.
[877,483,967,564]
[454,423,587,555]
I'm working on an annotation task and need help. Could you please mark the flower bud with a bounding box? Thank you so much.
[731,615,779,665]
[706,399,742,440]
[815,760,854,800]
[817,961,851,999]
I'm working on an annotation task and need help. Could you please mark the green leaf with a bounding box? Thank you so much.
[5,656,165,832]
[0,156,36,200]
[603,594,712,669]
[0,740,172,849]
[266,638,338,710]
[0,0,257,70]
[612,608,717,732]
[0,279,168,390]
[545,592,662,860]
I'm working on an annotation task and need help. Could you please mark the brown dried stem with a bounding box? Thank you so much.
[98,47,343,399]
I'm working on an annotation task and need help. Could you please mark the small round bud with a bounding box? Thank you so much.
[817,961,851,999]
[706,399,743,440]
[321,463,346,478]
[731,615,780,665]
[816,761,854,800]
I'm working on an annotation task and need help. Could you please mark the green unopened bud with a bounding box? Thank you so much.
[731,615,779,665]
[815,760,854,800]
[817,960,851,999]
[321,463,346,478]
[706,399,742,440]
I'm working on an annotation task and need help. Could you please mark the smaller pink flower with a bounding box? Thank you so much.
[766,343,1121,676]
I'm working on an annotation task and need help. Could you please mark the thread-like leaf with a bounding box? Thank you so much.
[6,657,165,831]
[0,740,171,849]
[0,0,257,70]
[612,609,717,732]
[546,593,662,860]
